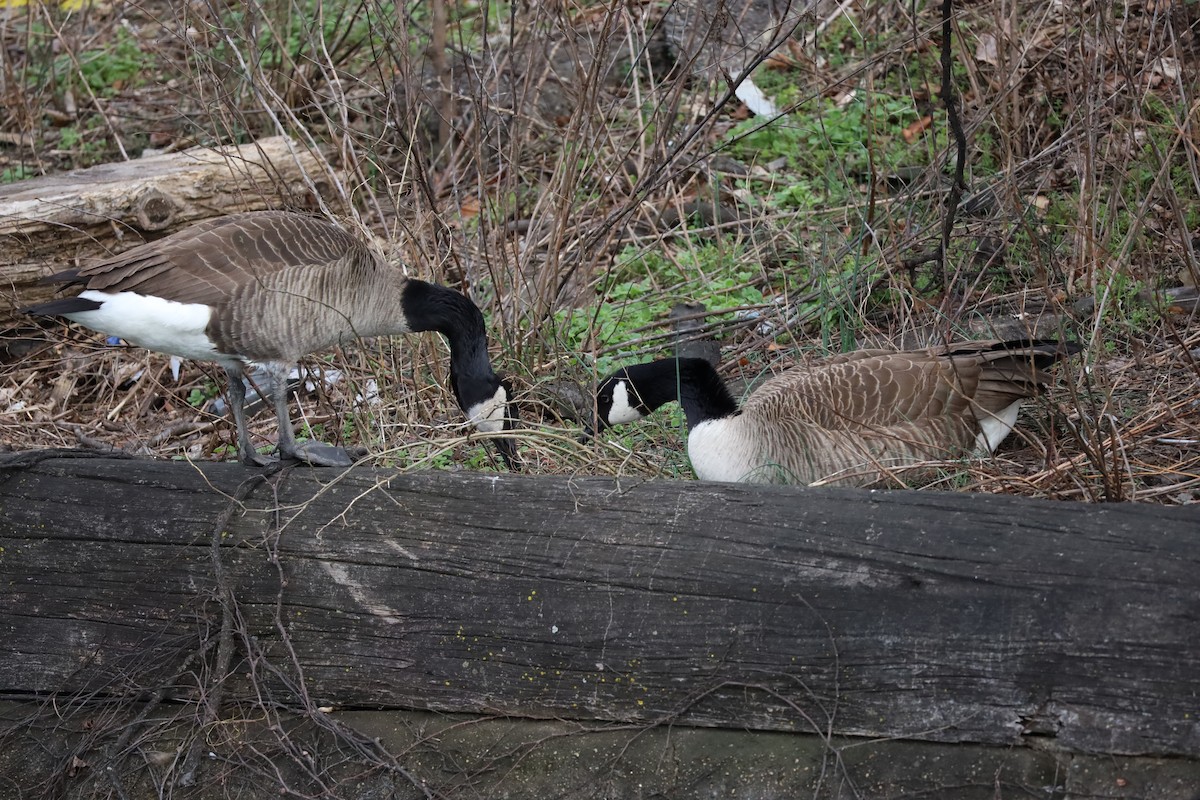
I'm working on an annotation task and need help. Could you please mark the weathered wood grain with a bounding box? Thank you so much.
[0,455,1197,759]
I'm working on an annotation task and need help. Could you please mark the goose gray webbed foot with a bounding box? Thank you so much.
[240,449,277,468]
[279,439,355,468]
[237,440,358,469]
[224,364,354,469]
[262,363,356,468]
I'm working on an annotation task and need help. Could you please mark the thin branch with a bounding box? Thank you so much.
[938,0,969,293]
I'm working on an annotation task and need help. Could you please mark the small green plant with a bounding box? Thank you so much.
[55,26,151,97]
[187,381,221,408]
[559,241,769,375]
[1,165,32,183]
[1098,267,1156,336]
[724,92,925,214]
[771,179,821,210]
[58,126,81,150]
[212,444,236,459]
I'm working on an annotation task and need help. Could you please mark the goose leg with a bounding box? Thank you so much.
[266,364,354,468]
[224,366,272,467]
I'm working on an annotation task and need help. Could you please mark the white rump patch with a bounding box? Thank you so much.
[68,290,223,364]
[606,380,644,425]
[975,401,1022,453]
[467,385,509,433]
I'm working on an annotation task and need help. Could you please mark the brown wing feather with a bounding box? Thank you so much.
[49,211,406,362]
[745,352,974,430]
[745,340,1063,432]
[71,211,370,308]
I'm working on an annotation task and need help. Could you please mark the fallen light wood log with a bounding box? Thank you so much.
[0,136,337,316]
[0,454,1197,762]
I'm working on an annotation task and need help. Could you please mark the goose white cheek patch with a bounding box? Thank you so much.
[467,385,509,433]
[605,380,644,425]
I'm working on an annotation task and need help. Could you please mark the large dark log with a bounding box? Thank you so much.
[1,455,1197,763]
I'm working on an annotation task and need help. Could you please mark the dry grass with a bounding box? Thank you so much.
[0,0,1197,503]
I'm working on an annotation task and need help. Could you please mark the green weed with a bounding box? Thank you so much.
[1,165,33,183]
[54,26,150,97]
[186,381,221,408]
[210,0,400,79]
[724,91,925,212]
[559,241,768,375]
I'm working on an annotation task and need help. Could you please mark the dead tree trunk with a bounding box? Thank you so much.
[1,454,1197,762]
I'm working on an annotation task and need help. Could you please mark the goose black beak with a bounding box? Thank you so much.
[493,396,523,471]
[494,434,521,472]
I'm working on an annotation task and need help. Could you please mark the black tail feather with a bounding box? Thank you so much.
[991,338,1083,370]
[945,338,1082,370]
[22,297,103,316]
[37,268,82,286]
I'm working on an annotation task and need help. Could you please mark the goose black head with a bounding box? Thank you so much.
[583,361,680,439]
[583,358,738,439]
[454,373,522,470]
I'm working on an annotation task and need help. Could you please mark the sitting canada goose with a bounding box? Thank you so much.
[587,340,1079,486]
[24,211,519,469]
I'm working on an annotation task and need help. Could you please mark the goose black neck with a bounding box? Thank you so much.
[401,279,499,408]
[629,358,739,427]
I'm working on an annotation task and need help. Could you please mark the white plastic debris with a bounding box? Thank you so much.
[733,75,779,118]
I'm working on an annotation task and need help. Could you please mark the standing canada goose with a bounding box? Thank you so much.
[24,211,520,469]
[588,340,1079,486]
